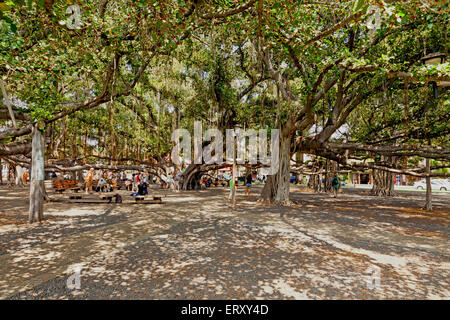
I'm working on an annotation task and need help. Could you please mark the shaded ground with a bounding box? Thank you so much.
[0,184,448,300]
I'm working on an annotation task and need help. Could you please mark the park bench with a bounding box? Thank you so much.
[100,193,122,203]
[110,179,118,189]
[116,180,127,190]
[51,180,81,193]
[64,193,120,203]
[134,195,163,204]
[92,179,118,191]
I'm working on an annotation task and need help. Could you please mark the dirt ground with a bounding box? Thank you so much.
[0,184,448,300]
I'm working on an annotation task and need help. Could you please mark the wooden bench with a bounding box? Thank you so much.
[110,180,118,189]
[116,180,127,190]
[92,179,118,191]
[52,180,81,193]
[134,195,162,204]
[64,194,119,203]
[100,194,121,203]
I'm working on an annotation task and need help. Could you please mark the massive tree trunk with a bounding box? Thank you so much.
[274,135,291,205]
[308,172,321,192]
[324,159,332,192]
[371,156,395,196]
[29,125,45,223]
[16,165,24,186]
[180,164,202,190]
[307,161,322,192]
[51,121,64,158]
[6,162,15,187]
[259,134,291,205]
[259,174,277,204]
[424,157,432,211]
[372,169,394,196]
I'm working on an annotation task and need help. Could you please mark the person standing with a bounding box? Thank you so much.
[23,170,28,185]
[132,173,137,192]
[245,172,253,198]
[85,168,94,194]
[228,178,234,200]
[331,174,340,198]
[173,172,180,192]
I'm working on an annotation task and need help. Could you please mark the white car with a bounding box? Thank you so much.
[435,179,450,191]
[413,179,449,191]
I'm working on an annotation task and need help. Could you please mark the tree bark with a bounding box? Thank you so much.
[307,160,322,192]
[308,172,321,192]
[0,142,32,156]
[231,137,237,208]
[6,161,14,187]
[29,125,45,223]
[0,124,33,141]
[181,164,202,190]
[16,165,24,186]
[0,79,17,127]
[424,157,432,211]
[324,159,332,192]
[259,134,291,205]
[259,174,276,204]
[274,135,291,205]
[371,156,395,196]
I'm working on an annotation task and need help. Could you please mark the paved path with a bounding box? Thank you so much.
[0,186,449,299]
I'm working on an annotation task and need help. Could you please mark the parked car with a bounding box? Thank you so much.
[434,179,450,191]
[413,179,449,191]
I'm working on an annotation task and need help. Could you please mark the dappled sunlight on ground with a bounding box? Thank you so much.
[0,184,448,299]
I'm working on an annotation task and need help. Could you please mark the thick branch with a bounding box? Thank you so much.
[0,124,33,140]
[0,141,31,156]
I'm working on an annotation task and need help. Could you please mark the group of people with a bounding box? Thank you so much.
[84,169,121,193]
[160,171,182,191]
[129,172,151,196]
[83,169,158,196]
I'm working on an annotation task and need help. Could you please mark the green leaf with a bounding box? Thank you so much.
[353,0,365,12]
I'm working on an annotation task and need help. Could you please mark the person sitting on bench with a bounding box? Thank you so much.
[97,177,108,192]
[131,181,148,196]
[140,181,148,195]
[125,179,132,191]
